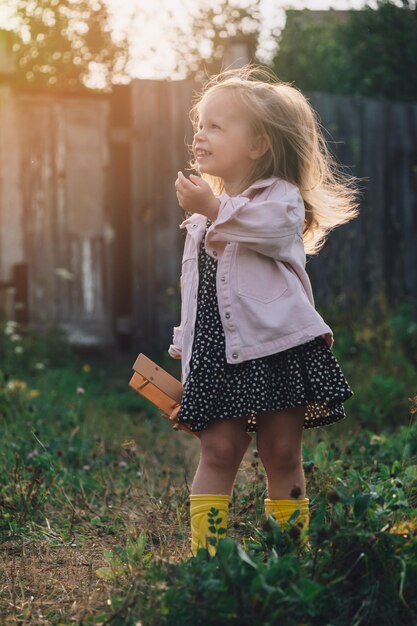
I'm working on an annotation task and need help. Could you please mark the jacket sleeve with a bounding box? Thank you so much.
[205,184,304,261]
[168,324,182,359]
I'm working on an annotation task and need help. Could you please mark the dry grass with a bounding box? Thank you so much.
[1,539,110,624]
[0,424,260,625]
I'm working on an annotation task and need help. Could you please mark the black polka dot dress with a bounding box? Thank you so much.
[177,218,354,433]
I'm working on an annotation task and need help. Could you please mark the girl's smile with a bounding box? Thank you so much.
[195,150,212,160]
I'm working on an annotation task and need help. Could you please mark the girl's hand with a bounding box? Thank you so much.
[175,172,220,220]
[320,333,334,349]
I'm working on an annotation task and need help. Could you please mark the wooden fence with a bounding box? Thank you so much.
[0,76,416,351]
[306,94,417,318]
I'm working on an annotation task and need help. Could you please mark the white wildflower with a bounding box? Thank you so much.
[4,321,18,335]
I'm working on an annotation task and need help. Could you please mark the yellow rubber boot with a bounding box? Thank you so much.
[189,494,231,557]
[264,497,310,542]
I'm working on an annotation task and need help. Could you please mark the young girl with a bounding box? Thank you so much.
[170,65,358,556]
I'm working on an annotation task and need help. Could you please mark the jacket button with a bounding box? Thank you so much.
[232,352,238,359]
[221,276,226,282]
[225,312,230,319]
[212,250,217,257]
[192,224,197,228]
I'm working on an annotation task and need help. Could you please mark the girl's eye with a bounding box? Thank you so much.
[196,124,220,131]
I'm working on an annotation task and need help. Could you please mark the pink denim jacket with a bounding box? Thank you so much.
[168,176,333,383]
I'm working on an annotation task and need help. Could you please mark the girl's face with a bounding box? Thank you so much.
[192,90,262,193]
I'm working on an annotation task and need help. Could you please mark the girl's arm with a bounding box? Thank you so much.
[206,185,304,262]
[174,173,303,261]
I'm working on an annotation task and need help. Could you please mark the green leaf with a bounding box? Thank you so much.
[353,493,372,519]
[311,500,326,528]
[288,509,301,524]
[215,517,223,524]
[95,566,123,581]
[237,544,258,569]
[208,525,217,534]
[217,527,226,535]
[314,441,328,468]
[391,460,401,476]
[404,465,417,483]
[379,464,390,479]
[103,549,114,562]
[95,567,114,580]
[296,578,324,601]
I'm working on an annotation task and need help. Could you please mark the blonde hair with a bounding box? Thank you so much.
[188,65,361,256]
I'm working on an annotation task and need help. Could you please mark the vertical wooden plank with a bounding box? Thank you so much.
[131,79,202,353]
[19,96,58,327]
[305,92,364,314]
[154,80,197,351]
[330,94,365,311]
[17,94,112,344]
[131,79,157,351]
[389,101,417,304]
[0,83,25,318]
[62,98,112,344]
[108,85,133,346]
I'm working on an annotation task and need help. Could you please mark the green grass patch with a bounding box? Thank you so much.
[0,301,416,625]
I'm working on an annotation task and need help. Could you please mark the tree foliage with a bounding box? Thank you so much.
[272,0,417,101]
[173,0,261,83]
[9,0,127,90]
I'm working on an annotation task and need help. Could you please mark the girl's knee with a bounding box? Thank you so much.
[201,424,248,468]
[258,440,302,471]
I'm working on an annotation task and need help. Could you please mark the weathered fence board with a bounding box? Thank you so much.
[17,93,112,344]
[131,79,197,352]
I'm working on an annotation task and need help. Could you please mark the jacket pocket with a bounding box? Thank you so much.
[236,246,288,303]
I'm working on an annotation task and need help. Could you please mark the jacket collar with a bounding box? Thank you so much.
[240,177,278,195]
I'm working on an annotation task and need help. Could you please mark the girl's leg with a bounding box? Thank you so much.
[255,406,306,499]
[189,416,251,556]
[256,407,309,539]
[191,415,251,495]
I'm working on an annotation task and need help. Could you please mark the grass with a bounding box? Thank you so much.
[0,301,416,625]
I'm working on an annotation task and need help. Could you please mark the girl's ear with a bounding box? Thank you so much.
[249,134,270,160]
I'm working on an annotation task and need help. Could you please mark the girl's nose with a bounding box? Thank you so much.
[194,127,205,141]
